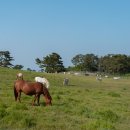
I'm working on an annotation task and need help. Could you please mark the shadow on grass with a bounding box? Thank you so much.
[28,102,46,107]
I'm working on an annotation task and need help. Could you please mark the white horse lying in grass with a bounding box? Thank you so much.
[113,77,120,80]
[35,77,50,89]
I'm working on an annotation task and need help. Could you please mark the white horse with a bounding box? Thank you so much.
[96,75,102,81]
[35,77,50,89]
[113,77,120,80]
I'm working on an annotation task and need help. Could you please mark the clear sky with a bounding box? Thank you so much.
[0,0,130,70]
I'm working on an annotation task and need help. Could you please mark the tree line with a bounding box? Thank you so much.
[1,50,130,74]
[70,54,130,74]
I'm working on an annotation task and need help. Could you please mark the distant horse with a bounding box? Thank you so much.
[35,77,50,89]
[14,79,52,106]
[17,73,23,80]
[113,77,120,80]
[63,78,69,86]
[96,75,102,81]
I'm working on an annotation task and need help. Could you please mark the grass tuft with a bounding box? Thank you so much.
[108,92,121,97]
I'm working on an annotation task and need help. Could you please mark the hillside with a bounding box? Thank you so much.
[0,67,130,130]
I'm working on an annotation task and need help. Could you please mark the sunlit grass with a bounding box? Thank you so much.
[0,67,130,130]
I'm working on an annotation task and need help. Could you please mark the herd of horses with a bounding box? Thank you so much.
[14,73,52,106]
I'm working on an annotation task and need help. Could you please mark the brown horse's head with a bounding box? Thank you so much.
[42,86,52,106]
[45,95,52,106]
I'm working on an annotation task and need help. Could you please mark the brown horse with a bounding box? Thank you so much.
[14,79,52,106]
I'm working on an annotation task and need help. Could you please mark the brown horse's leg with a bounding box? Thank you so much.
[37,95,40,106]
[18,92,21,102]
[32,94,38,106]
[14,87,18,101]
[32,94,40,106]
[32,95,36,105]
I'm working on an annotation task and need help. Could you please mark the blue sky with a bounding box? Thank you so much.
[0,0,130,70]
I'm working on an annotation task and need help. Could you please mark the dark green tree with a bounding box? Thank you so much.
[35,52,65,73]
[71,53,98,72]
[83,54,98,72]
[0,51,14,67]
[13,65,24,70]
[71,54,84,71]
[100,54,130,74]
[27,68,32,71]
[35,58,44,70]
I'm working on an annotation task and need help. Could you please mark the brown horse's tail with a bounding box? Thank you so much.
[14,85,18,101]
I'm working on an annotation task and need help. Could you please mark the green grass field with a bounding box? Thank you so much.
[0,67,130,130]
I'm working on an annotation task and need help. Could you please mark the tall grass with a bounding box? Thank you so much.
[0,67,130,130]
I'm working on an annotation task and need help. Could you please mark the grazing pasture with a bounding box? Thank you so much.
[0,67,130,130]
